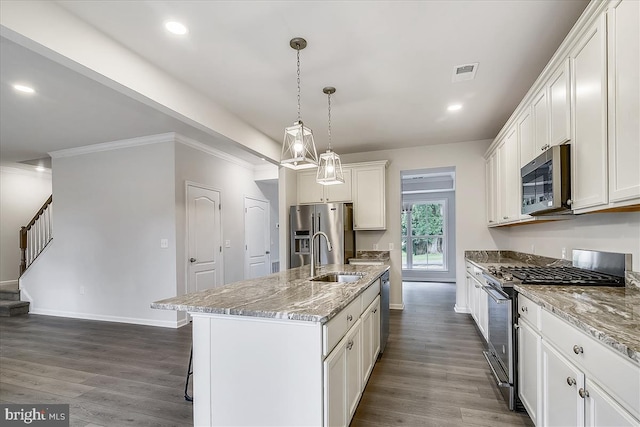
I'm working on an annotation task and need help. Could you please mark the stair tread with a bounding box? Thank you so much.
[0,300,29,307]
[0,289,20,294]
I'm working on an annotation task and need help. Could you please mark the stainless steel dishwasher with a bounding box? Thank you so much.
[348,259,390,355]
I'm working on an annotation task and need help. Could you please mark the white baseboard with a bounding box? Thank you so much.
[454,304,471,314]
[28,308,182,328]
[390,303,405,310]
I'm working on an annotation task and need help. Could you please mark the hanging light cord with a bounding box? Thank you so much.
[327,91,332,151]
[296,46,301,122]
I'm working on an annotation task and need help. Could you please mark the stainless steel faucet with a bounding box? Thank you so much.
[310,231,333,277]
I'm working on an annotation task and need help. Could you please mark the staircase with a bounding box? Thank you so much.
[0,283,29,317]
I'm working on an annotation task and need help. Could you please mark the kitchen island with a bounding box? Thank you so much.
[152,263,389,427]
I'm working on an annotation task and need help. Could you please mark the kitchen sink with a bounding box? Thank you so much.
[310,272,365,283]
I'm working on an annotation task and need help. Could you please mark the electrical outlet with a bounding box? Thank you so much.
[531,244,536,254]
[373,244,379,250]
[160,239,169,248]
[225,240,231,248]
[389,243,394,250]
[79,286,85,295]
[561,247,567,259]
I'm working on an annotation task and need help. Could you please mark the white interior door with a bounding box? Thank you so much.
[244,197,270,279]
[187,184,222,292]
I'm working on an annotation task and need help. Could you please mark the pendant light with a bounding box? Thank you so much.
[281,37,318,170]
[316,86,344,185]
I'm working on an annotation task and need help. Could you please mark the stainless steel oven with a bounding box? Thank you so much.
[521,144,571,215]
[481,275,516,409]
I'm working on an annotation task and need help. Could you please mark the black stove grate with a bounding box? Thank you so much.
[502,266,624,286]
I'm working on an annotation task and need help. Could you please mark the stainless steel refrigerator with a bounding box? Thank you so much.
[290,203,355,268]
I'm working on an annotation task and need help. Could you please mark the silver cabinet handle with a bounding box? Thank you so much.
[347,340,354,350]
[190,258,196,263]
[347,314,353,322]
[579,388,589,398]
[573,345,583,355]
[373,308,378,313]
[567,377,576,386]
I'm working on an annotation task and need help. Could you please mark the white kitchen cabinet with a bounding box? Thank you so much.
[585,379,640,427]
[532,87,550,155]
[607,0,640,206]
[549,59,572,147]
[517,306,541,425]
[541,339,585,427]
[570,14,608,212]
[518,106,534,168]
[485,150,499,226]
[297,168,352,204]
[352,162,387,230]
[324,335,348,427]
[465,263,488,342]
[345,319,362,419]
[497,126,520,224]
[361,296,381,385]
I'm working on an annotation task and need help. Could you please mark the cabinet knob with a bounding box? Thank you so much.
[347,340,354,350]
[573,345,583,355]
[347,314,353,322]
[566,377,576,386]
[373,308,378,313]
[503,216,509,220]
[578,388,589,399]
[521,306,528,313]
[190,258,197,263]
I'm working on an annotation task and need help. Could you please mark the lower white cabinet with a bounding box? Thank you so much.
[465,263,488,342]
[345,320,362,419]
[361,296,381,385]
[517,294,640,426]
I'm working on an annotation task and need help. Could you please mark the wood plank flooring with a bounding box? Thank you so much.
[352,282,533,427]
[0,282,533,426]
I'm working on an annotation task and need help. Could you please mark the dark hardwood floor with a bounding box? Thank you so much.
[0,282,532,426]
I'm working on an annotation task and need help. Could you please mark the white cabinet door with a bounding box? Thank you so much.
[485,151,499,226]
[372,297,380,360]
[353,164,386,230]
[518,106,534,168]
[585,379,640,427]
[570,15,608,211]
[325,168,353,203]
[345,319,362,420]
[478,285,488,342]
[504,126,520,222]
[549,59,572,147]
[518,320,541,425]
[298,170,325,204]
[361,296,381,386]
[541,340,585,427]
[532,87,550,153]
[607,0,640,205]
[324,338,347,427]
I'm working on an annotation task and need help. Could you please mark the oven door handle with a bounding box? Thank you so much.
[481,285,510,304]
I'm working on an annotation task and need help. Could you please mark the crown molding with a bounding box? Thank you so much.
[49,133,176,158]
[0,165,52,177]
[174,134,255,170]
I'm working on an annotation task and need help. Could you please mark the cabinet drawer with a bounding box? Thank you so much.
[540,309,640,418]
[323,296,361,357]
[360,280,380,314]
[517,294,541,330]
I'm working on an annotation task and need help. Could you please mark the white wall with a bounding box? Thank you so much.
[494,212,640,271]
[0,167,52,282]
[279,167,298,271]
[20,141,179,327]
[174,142,275,291]
[256,181,280,269]
[340,139,496,310]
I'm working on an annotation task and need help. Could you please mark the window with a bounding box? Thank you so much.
[401,201,447,270]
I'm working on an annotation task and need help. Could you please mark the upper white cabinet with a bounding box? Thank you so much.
[518,106,534,168]
[498,126,520,224]
[352,162,387,230]
[297,168,353,204]
[549,59,572,147]
[570,14,608,212]
[485,151,499,226]
[607,0,640,205]
[532,87,550,155]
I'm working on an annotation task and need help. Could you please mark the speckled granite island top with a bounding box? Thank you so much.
[151,264,389,323]
[515,285,640,363]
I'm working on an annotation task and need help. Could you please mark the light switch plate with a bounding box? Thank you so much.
[160,239,169,248]
[225,240,231,248]
[373,244,379,250]
[389,243,394,250]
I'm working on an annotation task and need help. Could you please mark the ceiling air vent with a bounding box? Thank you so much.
[452,62,479,82]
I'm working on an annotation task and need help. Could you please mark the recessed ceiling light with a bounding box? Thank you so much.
[13,84,35,94]
[447,104,463,112]
[165,21,188,35]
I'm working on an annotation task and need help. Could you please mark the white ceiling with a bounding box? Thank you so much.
[1,0,589,168]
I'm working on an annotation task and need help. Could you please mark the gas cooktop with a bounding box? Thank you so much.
[501,265,625,286]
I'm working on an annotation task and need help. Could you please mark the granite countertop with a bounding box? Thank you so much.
[515,284,640,363]
[151,264,389,323]
[349,250,391,263]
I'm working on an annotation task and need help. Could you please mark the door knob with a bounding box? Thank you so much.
[265,251,270,254]
[190,258,196,263]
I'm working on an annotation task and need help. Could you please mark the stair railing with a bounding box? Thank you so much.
[20,195,53,275]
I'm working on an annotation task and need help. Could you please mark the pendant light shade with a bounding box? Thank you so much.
[317,86,344,185]
[281,38,318,170]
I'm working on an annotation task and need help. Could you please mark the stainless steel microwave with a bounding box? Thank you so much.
[521,144,571,216]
